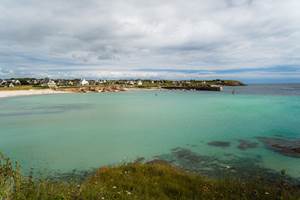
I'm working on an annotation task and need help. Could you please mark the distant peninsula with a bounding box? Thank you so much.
[0,78,245,95]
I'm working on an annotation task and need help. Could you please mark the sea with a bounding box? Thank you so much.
[0,84,300,181]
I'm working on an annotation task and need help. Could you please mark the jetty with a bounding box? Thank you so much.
[162,85,223,91]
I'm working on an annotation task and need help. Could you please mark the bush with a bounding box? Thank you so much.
[1,154,299,200]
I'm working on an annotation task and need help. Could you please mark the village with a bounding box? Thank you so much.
[0,78,245,92]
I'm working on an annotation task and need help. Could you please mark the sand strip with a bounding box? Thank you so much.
[0,89,71,99]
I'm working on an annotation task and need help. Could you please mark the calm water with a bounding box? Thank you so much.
[0,84,300,180]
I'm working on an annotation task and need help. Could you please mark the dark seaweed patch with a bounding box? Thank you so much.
[257,137,300,158]
[153,147,300,185]
[208,141,230,148]
[237,139,259,150]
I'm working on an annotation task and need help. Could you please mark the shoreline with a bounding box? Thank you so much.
[0,88,161,99]
[0,89,72,99]
[0,85,234,99]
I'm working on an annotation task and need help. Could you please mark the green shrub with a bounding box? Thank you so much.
[1,154,299,200]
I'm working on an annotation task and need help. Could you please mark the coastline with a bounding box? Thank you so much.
[0,89,71,99]
[0,83,243,99]
[0,87,158,99]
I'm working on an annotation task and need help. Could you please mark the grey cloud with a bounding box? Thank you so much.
[0,0,300,80]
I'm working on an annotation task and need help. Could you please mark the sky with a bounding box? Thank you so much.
[0,0,300,83]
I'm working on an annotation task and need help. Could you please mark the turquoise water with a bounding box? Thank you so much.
[0,86,300,179]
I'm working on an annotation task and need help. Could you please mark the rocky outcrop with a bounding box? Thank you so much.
[162,85,223,91]
[257,137,300,158]
[58,86,128,93]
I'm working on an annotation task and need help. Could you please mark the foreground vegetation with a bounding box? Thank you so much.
[1,154,299,200]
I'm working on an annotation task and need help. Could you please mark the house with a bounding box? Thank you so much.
[9,83,15,88]
[68,81,74,86]
[12,80,21,85]
[80,79,89,86]
[47,80,57,88]
[56,80,65,86]
[98,80,107,84]
[137,80,143,86]
[0,80,7,86]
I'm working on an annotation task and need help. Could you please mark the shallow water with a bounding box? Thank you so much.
[0,84,300,180]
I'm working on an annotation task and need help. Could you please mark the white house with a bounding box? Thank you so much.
[98,80,107,84]
[12,80,21,85]
[0,80,7,86]
[68,81,74,86]
[80,79,89,86]
[137,80,143,86]
[9,83,15,88]
[47,80,57,88]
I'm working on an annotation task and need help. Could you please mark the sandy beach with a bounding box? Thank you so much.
[0,89,71,99]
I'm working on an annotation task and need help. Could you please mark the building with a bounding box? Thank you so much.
[0,80,7,86]
[47,80,57,89]
[98,80,107,84]
[80,79,89,86]
[137,80,143,86]
[12,80,21,85]
[68,81,74,86]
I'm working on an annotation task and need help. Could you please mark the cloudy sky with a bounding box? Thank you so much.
[0,0,300,82]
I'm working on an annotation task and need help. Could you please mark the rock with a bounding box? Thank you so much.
[257,137,300,158]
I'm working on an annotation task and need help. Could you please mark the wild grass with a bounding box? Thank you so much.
[1,153,299,200]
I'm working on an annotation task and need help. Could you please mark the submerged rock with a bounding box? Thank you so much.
[172,148,204,164]
[257,137,300,158]
[207,141,231,148]
[237,139,259,150]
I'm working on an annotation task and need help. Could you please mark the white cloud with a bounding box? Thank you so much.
[0,0,300,80]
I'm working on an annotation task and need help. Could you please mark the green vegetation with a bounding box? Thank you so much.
[1,154,299,200]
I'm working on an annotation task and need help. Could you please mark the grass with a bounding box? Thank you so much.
[1,154,300,200]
